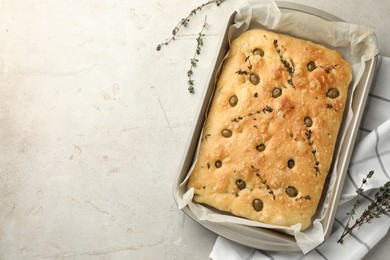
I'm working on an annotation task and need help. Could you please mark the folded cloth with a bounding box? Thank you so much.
[210,56,390,260]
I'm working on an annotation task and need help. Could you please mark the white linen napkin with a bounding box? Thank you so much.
[210,56,390,260]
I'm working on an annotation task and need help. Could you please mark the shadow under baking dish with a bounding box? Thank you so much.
[173,1,378,252]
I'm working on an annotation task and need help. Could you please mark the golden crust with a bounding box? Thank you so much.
[187,29,352,230]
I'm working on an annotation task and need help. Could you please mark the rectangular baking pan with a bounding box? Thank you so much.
[173,1,378,251]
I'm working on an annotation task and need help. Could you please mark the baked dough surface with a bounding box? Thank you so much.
[187,29,352,230]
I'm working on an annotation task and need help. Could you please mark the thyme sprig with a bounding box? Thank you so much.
[156,0,226,51]
[235,55,253,75]
[251,165,276,200]
[295,195,311,201]
[231,105,273,123]
[305,129,320,176]
[338,170,390,244]
[187,16,208,94]
[319,64,339,74]
[273,39,296,89]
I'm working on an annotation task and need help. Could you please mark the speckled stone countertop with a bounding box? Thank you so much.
[0,0,389,259]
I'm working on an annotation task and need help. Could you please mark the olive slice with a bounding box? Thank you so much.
[253,48,264,57]
[256,144,266,152]
[250,73,260,85]
[236,179,246,190]
[307,61,316,72]
[253,199,264,211]
[222,129,232,138]
[326,88,339,99]
[304,117,313,127]
[272,88,282,98]
[229,95,238,107]
[288,159,295,169]
[215,160,222,168]
[286,186,298,197]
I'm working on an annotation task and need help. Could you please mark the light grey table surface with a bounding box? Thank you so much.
[0,0,388,259]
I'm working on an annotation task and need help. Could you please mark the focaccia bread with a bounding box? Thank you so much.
[187,29,352,230]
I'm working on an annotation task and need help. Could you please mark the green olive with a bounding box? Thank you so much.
[326,88,339,99]
[256,144,266,152]
[236,179,246,190]
[253,48,264,57]
[250,73,260,85]
[222,129,232,138]
[229,95,238,107]
[286,186,298,197]
[288,159,295,169]
[215,160,222,168]
[304,117,313,127]
[307,61,316,72]
[253,199,264,211]
[272,88,282,98]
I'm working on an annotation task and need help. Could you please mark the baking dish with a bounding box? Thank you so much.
[173,1,378,251]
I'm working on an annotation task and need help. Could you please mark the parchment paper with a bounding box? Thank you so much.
[177,0,379,253]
